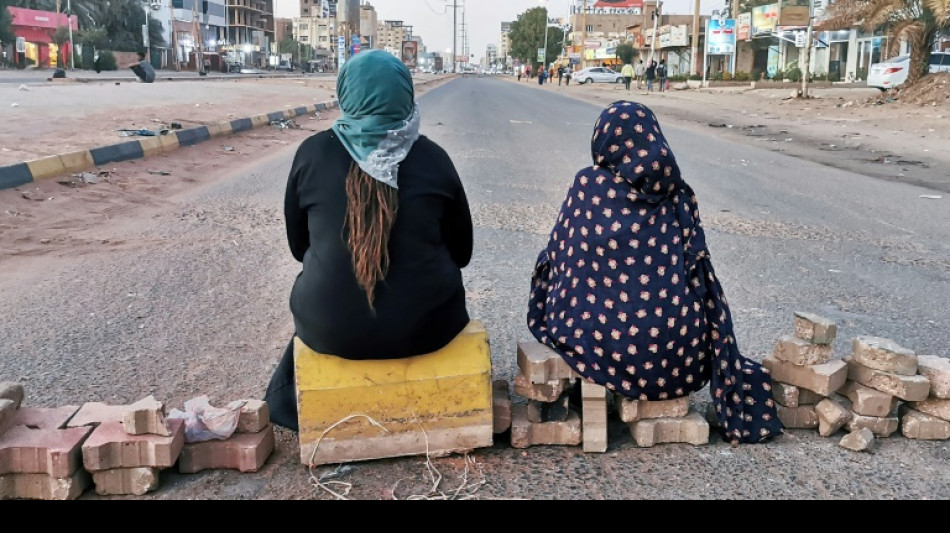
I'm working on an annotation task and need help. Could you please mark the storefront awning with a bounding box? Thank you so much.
[15,27,53,44]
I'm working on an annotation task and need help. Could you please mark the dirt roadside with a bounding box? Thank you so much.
[514,76,950,194]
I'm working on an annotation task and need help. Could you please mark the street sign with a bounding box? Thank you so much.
[16,37,26,53]
[338,35,346,67]
[584,40,602,49]
[795,31,806,48]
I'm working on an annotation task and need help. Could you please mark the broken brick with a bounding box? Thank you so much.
[81,419,184,472]
[67,402,128,428]
[121,396,170,437]
[908,398,950,422]
[0,383,24,409]
[852,336,918,376]
[900,406,950,440]
[92,467,160,496]
[762,355,848,397]
[793,312,838,345]
[845,356,930,402]
[846,412,900,438]
[839,428,875,453]
[629,411,709,448]
[13,406,80,430]
[178,425,275,474]
[0,470,90,500]
[492,380,512,434]
[512,372,572,403]
[774,335,834,366]
[839,381,899,418]
[517,342,576,384]
[615,396,690,423]
[510,405,582,449]
[237,400,270,434]
[776,404,819,429]
[816,397,853,438]
[917,356,950,400]
[0,400,15,437]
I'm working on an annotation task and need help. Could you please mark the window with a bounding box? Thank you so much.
[299,23,308,30]
[300,36,308,42]
[586,25,594,32]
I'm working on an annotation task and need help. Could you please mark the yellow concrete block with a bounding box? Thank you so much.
[59,151,95,174]
[282,109,296,119]
[250,114,270,128]
[26,156,68,181]
[295,320,494,466]
[214,121,233,136]
[138,137,164,157]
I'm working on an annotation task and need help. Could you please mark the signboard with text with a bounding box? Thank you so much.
[752,4,778,35]
[706,19,736,54]
[401,40,418,68]
[571,0,643,15]
[779,0,810,27]
[737,12,752,41]
[338,35,346,67]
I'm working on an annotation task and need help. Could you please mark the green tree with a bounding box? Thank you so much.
[616,43,636,65]
[509,7,564,69]
[822,0,949,87]
[0,0,15,47]
[52,26,70,67]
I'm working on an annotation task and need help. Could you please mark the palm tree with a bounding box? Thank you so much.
[821,0,950,86]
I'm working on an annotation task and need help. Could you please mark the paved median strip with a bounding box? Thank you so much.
[0,99,338,192]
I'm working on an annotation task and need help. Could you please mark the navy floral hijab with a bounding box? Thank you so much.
[528,101,783,445]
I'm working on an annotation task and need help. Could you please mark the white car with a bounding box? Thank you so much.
[867,52,950,90]
[574,66,624,84]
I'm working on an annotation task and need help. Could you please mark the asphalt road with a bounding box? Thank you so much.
[2,77,950,499]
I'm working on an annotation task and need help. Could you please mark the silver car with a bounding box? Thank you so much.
[574,67,623,84]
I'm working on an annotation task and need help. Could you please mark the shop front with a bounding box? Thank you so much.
[8,7,78,69]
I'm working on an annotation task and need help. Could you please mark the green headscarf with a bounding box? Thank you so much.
[332,50,420,189]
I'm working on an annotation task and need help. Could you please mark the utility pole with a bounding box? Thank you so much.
[801,0,814,98]
[66,0,75,70]
[690,0,700,75]
[452,0,457,73]
[581,0,587,68]
[542,3,548,70]
[648,1,660,67]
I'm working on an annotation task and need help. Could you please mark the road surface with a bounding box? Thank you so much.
[1,77,949,500]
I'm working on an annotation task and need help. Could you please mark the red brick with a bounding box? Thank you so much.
[122,396,170,437]
[13,406,80,430]
[66,402,127,428]
[81,419,185,472]
[0,470,90,500]
[0,425,92,477]
[0,382,24,409]
[92,467,160,496]
[517,342,575,384]
[237,400,270,434]
[492,380,512,434]
[177,425,275,474]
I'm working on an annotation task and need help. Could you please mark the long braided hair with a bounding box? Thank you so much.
[344,162,399,308]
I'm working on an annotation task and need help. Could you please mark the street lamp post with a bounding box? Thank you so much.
[67,0,75,69]
[541,0,548,70]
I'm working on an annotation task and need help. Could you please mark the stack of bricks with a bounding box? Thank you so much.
[762,312,849,438]
[177,399,275,475]
[617,393,709,448]
[0,382,92,500]
[903,356,950,441]
[70,396,185,496]
[509,342,582,449]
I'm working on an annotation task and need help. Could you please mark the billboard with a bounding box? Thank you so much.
[752,4,778,35]
[737,12,752,41]
[706,19,736,55]
[402,40,419,68]
[571,0,643,15]
[779,0,810,27]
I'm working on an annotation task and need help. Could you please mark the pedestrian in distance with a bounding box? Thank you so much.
[645,60,657,92]
[621,60,635,91]
[558,66,564,86]
[658,60,668,92]
[527,100,784,446]
[565,67,572,86]
[127,51,156,83]
[635,59,646,89]
[518,68,522,82]
[265,50,474,431]
[538,66,548,86]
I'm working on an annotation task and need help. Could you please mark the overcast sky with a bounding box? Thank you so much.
[274,0,717,59]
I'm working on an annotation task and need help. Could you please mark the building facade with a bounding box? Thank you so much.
[5,7,77,69]
[359,2,378,49]
[223,0,275,68]
[275,17,294,43]
[499,21,512,64]
[377,20,410,56]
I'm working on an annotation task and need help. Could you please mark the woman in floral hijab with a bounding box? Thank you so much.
[528,101,783,445]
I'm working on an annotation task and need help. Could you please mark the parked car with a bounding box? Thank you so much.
[573,66,623,84]
[867,52,950,90]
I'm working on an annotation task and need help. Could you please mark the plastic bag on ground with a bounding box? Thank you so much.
[167,396,247,443]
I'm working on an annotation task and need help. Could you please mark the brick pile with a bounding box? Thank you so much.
[509,342,582,449]
[0,382,91,500]
[763,312,950,451]
[0,386,275,500]
[616,392,709,448]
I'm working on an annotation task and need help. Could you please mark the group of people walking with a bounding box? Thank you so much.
[519,64,572,87]
[622,59,668,92]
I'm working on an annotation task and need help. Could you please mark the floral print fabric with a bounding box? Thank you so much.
[528,101,783,444]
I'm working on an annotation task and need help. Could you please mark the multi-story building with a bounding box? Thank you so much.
[225,0,275,67]
[275,17,294,43]
[377,20,411,56]
[499,21,513,63]
[300,0,335,18]
[359,2,378,49]
[293,16,336,54]
[484,43,498,69]
[171,0,226,68]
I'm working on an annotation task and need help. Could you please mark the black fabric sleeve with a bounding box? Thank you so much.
[441,160,474,269]
[284,149,310,263]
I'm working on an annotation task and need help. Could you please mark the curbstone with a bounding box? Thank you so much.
[26,156,68,181]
